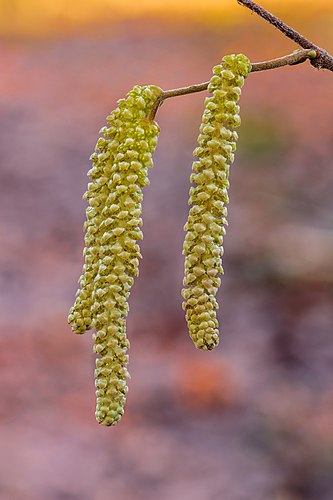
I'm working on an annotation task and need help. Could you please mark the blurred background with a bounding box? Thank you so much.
[0,0,332,499]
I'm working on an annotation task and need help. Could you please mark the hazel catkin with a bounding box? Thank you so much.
[68,85,162,425]
[182,54,251,351]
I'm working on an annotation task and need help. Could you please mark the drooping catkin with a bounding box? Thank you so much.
[68,118,119,334]
[182,54,251,350]
[68,85,162,425]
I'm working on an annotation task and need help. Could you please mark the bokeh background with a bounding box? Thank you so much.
[1,1,333,499]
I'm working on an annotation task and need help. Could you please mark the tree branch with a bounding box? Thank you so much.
[148,49,316,120]
[251,49,317,72]
[237,0,333,71]
[147,2,332,120]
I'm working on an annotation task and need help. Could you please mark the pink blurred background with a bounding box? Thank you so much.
[0,1,332,499]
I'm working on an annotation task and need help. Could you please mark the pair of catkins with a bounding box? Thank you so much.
[68,54,251,426]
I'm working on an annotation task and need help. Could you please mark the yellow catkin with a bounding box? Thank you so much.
[68,85,162,425]
[68,102,131,334]
[182,54,251,350]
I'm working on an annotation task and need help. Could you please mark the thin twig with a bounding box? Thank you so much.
[148,49,316,120]
[237,0,333,71]
[251,49,316,72]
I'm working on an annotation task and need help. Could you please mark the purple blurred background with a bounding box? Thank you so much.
[0,3,333,499]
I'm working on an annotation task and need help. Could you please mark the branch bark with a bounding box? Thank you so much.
[237,0,333,71]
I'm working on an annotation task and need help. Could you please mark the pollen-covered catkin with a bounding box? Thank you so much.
[93,88,161,426]
[182,54,251,350]
[68,85,162,425]
[68,86,160,335]
[68,117,119,334]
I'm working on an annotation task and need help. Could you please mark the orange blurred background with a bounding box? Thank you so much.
[1,0,333,37]
[0,1,333,499]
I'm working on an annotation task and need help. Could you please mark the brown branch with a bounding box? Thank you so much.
[148,49,316,120]
[237,0,333,71]
[147,1,332,120]
[251,49,316,72]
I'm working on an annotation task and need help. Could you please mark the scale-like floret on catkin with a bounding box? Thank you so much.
[182,54,251,350]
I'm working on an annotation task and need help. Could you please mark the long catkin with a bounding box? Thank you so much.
[182,54,251,350]
[68,85,162,425]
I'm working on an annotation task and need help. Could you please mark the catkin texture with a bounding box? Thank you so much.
[182,54,251,351]
[68,85,162,425]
